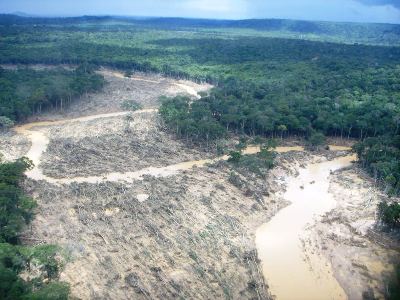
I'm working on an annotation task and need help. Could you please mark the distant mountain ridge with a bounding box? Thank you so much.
[10,11,36,17]
[0,14,399,45]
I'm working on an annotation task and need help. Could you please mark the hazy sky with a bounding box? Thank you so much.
[1,0,399,24]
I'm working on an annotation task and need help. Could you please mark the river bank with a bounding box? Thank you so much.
[314,167,400,299]
[0,68,398,299]
[256,155,355,300]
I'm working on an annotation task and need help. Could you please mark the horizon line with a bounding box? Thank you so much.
[1,12,400,26]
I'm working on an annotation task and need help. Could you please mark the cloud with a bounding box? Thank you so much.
[355,0,400,9]
[0,0,399,23]
[246,0,400,24]
[178,0,248,19]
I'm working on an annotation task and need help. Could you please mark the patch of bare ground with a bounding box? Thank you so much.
[0,130,31,162]
[39,112,214,178]
[22,152,308,300]
[20,67,211,122]
[0,65,211,167]
[6,64,395,299]
[309,167,400,300]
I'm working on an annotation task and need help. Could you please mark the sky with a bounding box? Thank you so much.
[0,0,399,24]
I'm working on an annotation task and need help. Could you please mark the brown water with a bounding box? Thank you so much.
[256,153,355,300]
[15,109,356,298]
[15,111,310,184]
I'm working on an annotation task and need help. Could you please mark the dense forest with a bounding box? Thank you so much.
[0,65,104,122]
[0,157,70,299]
[1,15,400,85]
[0,14,399,218]
[0,14,399,298]
[1,14,400,45]
[160,64,400,195]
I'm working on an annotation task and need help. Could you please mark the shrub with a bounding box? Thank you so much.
[124,70,133,78]
[228,151,242,163]
[378,201,400,229]
[121,100,143,111]
[235,137,248,151]
[307,131,326,150]
[0,116,15,131]
[228,172,243,188]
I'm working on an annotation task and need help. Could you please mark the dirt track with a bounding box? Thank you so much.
[1,70,274,299]
[0,68,398,300]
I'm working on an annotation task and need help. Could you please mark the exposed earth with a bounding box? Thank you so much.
[0,68,398,300]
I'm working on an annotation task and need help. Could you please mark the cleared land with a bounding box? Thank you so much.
[1,70,398,300]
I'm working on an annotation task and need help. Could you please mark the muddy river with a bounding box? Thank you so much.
[15,110,357,299]
[256,153,355,300]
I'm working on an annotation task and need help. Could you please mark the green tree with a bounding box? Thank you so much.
[0,158,36,244]
[307,131,326,150]
[0,158,70,299]
[228,151,242,163]
[378,201,400,229]
[0,116,15,131]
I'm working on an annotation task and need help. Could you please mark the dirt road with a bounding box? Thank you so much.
[0,69,398,300]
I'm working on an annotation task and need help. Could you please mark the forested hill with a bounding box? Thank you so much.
[1,14,399,45]
[0,13,400,196]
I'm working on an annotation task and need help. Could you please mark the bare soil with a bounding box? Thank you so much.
[309,167,400,300]
[1,69,273,299]
[23,152,307,299]
[0,130,30,162]
[24,68,211,122]
[40,112,213,178]
[1,66,398,300]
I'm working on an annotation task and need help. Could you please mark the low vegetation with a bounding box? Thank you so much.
[120,99,143,111]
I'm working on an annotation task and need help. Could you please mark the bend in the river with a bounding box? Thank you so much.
[256,154,355,300]
[14,105,356,299]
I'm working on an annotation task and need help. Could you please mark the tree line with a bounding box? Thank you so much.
[0,64,104,122]
[160,62,400,195]
[1,15,398,227]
